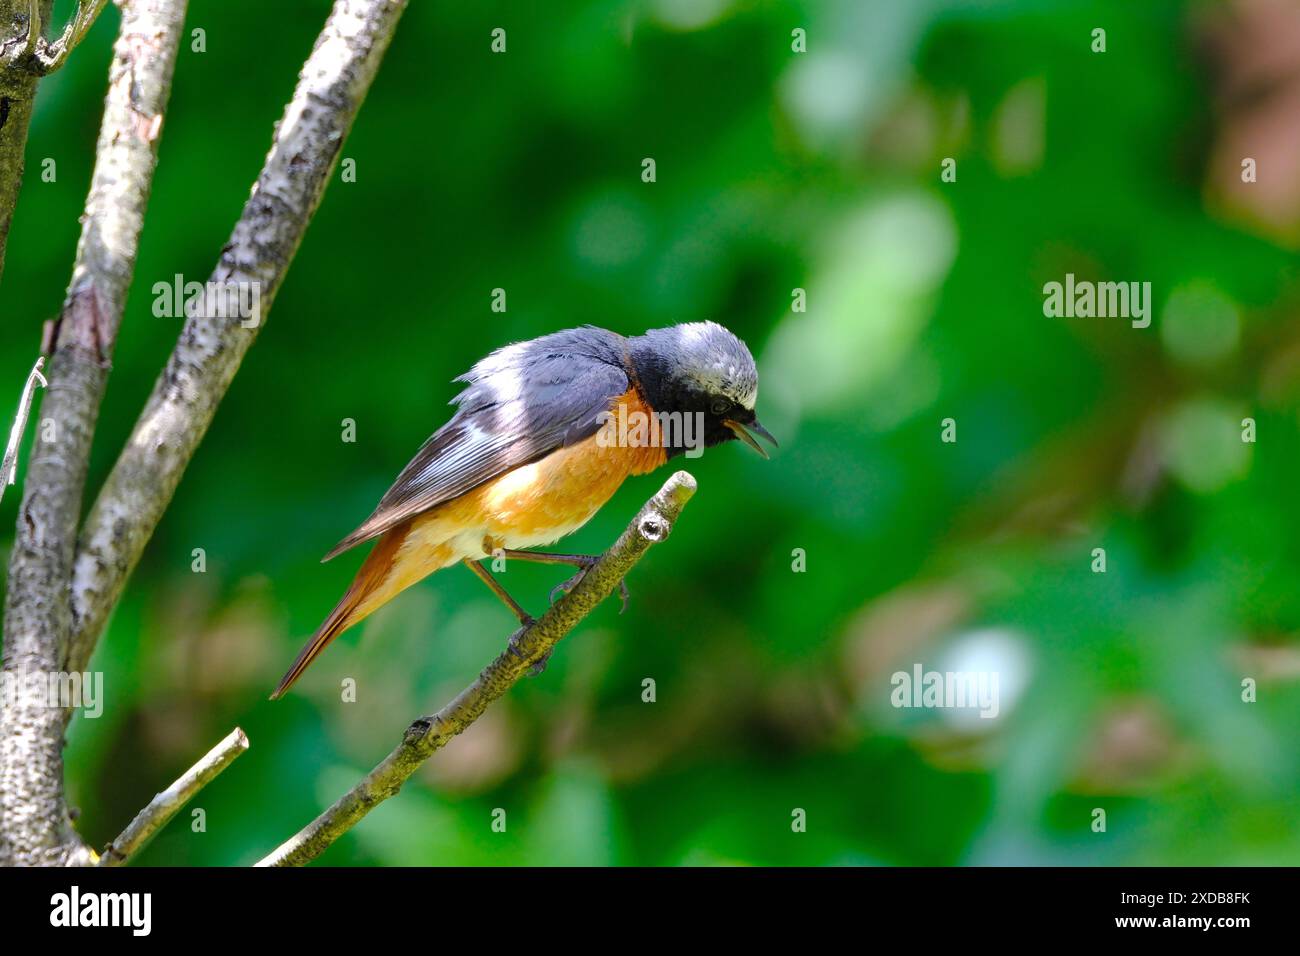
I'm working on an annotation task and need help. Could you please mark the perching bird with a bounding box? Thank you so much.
[270,322,775,699]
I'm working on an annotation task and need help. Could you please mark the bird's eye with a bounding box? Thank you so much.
[710,398,731,416]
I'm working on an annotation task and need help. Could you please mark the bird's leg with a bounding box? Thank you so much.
[462,558,534,624]
[497,548,630,613]
[461,559,549,675]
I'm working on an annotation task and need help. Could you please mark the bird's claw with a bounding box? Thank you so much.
[506,618,549,676]
[548,559,630,613]
[548,572,582,605]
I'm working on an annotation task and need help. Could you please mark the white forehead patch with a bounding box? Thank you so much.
[677,322,758,409]
[685,366,757,409]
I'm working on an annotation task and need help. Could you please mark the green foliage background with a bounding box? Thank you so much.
[2,0,1298,865]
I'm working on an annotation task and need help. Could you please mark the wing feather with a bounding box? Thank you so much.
[323,329,629,561]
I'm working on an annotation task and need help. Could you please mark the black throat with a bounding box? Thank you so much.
[626,330,681,415]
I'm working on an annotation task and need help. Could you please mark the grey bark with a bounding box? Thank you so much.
[68,0,410,677]
[0,0,406,866]
[0,0,187,866]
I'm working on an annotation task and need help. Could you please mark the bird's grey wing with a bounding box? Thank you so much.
[322,344,628,561]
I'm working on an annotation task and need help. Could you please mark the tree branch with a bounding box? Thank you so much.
[0,0,107,287]
[67,0,410,680]
[0,0,187,867]
[30,0,110,74]
[256,471,699,868]
[97,727,248,866]
[0,354,45,504]
[0,0,54,290]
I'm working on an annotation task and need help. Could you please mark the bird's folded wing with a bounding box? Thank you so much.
[323,341,629,561]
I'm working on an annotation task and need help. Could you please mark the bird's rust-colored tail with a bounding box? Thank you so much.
[270,520,414,700]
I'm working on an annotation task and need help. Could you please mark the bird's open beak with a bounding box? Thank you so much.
[723,418,778,459]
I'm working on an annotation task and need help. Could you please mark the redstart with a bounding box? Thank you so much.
[271,321,775,698]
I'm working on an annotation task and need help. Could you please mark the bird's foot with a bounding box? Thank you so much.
[506,618,549,676]
[548,556,630,613]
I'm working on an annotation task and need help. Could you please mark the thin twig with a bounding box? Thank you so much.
[256,471,699,867]
[0,354,45,502]
[98,727,249,866]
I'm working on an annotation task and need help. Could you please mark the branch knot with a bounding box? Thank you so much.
[638,513,668,542]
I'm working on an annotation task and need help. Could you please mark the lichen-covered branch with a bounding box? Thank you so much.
[67,0,410,679]
[98,727,249,866]
[0,0,108,288]
[256,471,699,868]
[0,0,55,289]
[29,0,110,74]
[0,0,187,867]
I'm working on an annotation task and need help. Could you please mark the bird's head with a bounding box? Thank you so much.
[628,321,777,458]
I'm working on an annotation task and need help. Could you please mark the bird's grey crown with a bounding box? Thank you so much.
[655,320,759,409]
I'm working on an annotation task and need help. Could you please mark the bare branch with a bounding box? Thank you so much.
[0,0,187,867]
[256,471,699,868]
[98,727,249,866]
[0,354,45,503]
[68,0,410,678]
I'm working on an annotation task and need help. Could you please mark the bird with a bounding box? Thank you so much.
[270,321,776,699]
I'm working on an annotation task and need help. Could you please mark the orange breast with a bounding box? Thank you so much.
[470,387,666,547]
[351,389,668,618]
